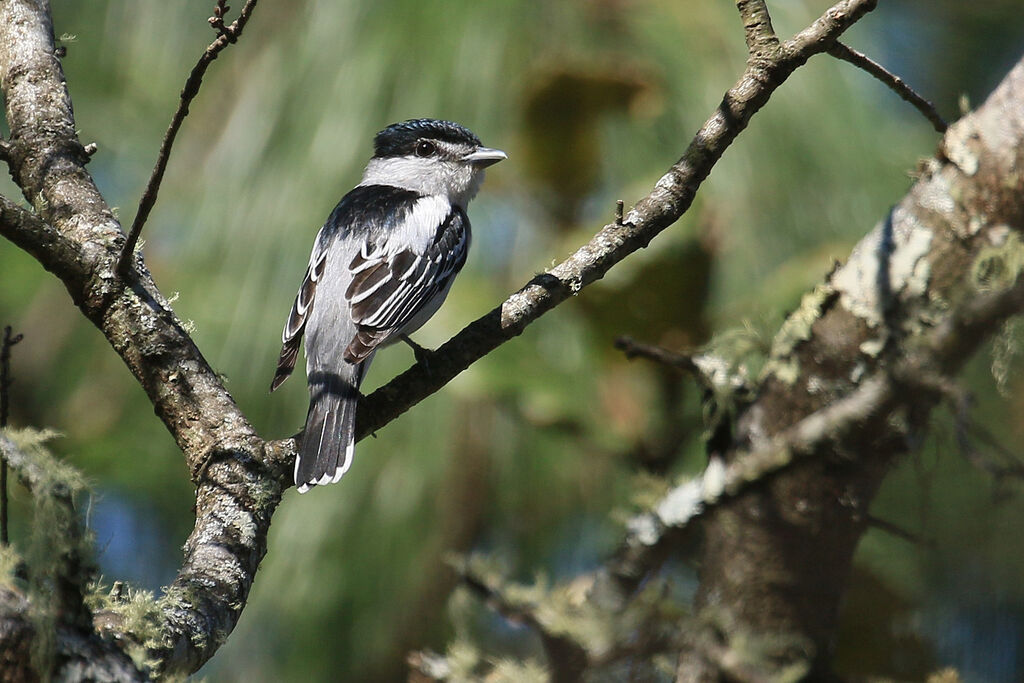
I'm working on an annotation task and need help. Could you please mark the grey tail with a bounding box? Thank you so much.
[295,368,362,493]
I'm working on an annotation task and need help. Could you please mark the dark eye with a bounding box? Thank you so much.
[415,140,436,157]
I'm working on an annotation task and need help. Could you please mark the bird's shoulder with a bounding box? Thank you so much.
[318,184,468,259]
[319,184,424,245]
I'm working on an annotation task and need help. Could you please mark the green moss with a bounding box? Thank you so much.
[762,284,835,384]
[118,589,162,643]
[85,584,165,671]
[0,545,23,589]
[700,608,814,682]
[487,659,549,682]
[991,317,1024,397]
[83,577,109,613]
[2,428,97,680]
[449,552,689,678]
[444,640,484,678]
[972,230,1024,293]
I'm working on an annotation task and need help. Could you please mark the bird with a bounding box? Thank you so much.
[270,119,506,493]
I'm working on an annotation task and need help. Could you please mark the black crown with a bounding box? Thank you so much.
[373,119,481,158]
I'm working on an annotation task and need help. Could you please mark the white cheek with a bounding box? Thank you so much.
[359,156,441,194]
[358,155,481,206]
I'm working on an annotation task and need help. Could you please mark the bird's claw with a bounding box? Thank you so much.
[400,334,434,367]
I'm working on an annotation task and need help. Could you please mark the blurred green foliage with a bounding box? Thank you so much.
[0,0,1022,680]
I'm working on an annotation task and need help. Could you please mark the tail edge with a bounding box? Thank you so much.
[294,374,358,492]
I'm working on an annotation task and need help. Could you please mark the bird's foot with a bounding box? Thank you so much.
[400,334,434,367]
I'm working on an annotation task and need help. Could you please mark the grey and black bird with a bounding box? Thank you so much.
[271,119,506,493]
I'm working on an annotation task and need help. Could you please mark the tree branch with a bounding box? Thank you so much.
[117,0,260,277]
[620,373,893,563]
[735,0,779,57]
[612,335,749,401]
[828,41,947,132]
[615,336,701,376]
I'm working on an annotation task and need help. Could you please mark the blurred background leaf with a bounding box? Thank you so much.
[0,0,1022,680]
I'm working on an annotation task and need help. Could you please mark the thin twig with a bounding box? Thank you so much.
[117,0,260,277]
[949,387,1024,481]
[614,335,722,397]
[965,423,1024,480]
[615,336,699,374]
[828,42,947,133]
[209,0,230,35]
[0,325,24,547]
[864,514,932,547]
[457,567,540,628]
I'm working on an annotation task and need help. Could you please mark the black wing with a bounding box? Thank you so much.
[270,244,326,392]
[343,205,470,363]
[270,185,422,390]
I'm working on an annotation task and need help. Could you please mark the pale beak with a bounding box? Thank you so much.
[462,146,507,167]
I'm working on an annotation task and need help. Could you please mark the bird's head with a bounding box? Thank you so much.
[360,119,506,207]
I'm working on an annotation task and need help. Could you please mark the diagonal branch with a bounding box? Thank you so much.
[352,0,879,443]
[623,374,892,552]
[117,0,260,277]
[828,41,947,132]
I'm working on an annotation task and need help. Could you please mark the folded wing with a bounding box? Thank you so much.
[343,206,469,363]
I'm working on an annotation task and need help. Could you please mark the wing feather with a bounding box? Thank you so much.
[342,206,469,362]
[271,243,328,391]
